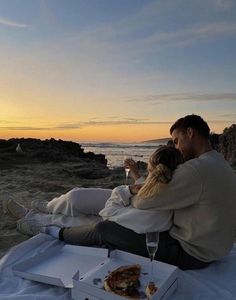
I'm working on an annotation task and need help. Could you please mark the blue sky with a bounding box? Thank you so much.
[0,0,236,142]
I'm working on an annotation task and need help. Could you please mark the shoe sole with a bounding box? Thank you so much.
[17,220,62,236]
[17,219,42,236]
[3,199,22,219]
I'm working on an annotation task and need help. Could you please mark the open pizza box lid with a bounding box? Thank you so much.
[13,244,109,288]
[72,249,179,300]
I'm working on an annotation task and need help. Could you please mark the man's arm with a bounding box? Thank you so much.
[131,163,203,210]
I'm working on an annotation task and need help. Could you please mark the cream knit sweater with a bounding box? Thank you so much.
[132,150,236,262]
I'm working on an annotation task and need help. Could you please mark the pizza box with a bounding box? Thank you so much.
[12,244,109,288]
[72,249,179,300]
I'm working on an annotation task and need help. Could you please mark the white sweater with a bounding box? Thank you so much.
[132,150,236,262]
[99,178,173,234]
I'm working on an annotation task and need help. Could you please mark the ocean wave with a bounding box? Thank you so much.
[80,142,162,167]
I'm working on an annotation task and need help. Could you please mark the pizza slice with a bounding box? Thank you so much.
[104,264,141,299]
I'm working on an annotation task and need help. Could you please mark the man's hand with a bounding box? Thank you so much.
[129,184,143,195]
[124,158,141,181]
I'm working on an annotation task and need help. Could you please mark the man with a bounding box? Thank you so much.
[92,114,236,270]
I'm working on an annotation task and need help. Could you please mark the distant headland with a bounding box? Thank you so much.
[142,137,170,143]
[142,124,236,165]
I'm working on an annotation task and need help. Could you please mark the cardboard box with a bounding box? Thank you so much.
[13,244,178,299]
[13,244,108,288]
[72,250,178,300]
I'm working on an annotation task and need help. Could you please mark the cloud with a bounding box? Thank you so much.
[127,92,236,103]
[69,0,236,54]
[215,0,234,11]
[1,114,235,132]
[0,120,172,132]
[66,19,236,73]
[54,119,172,130]
[0,120,15,124]
[0,17,30,28]
[127,21,236,53]
[218,113,236,118]
[0,126,50,130]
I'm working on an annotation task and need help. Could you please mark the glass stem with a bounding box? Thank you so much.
[151,260,154,279]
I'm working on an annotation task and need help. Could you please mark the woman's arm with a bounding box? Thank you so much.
[110,186,133,206]
[124,158,141,182]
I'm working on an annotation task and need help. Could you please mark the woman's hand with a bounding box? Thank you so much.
[129,184,143,195]
[124,158,141,181]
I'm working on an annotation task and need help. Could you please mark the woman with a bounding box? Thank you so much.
[6,146,182,247]
[4,146,183,244]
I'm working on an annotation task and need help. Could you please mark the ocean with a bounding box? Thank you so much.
[80,142,163,168]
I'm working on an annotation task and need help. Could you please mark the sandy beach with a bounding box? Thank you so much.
[0,160,130,258]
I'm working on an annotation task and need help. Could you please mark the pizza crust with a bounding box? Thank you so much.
[145,281,158,299]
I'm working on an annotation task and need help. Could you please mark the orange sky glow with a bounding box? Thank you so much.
[0,1,235,143]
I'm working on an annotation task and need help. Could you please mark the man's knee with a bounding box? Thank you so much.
[94,221,121,242]
[95,220,110,235]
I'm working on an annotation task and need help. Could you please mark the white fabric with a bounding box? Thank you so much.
[23,188,110,229]
[99,185,173,233]
[24,209,102,228]
[47,187,112,216]
[1,234,236,300]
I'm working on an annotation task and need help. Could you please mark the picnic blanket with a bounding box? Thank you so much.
[0,233,236,300]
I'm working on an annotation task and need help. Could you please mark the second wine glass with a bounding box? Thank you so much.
[146,231,159,280]
[124,155,132,185]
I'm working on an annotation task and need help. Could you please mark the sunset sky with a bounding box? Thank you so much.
[0,0,236,142]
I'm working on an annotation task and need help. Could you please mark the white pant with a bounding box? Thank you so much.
[25,188,112,228]
[47,187,112,216]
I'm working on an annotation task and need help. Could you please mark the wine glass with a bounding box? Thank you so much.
[146,232,159,280]
[124,155,132,185]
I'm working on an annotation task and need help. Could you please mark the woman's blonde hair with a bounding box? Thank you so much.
[137,145,183,199]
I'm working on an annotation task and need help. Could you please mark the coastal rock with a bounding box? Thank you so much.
[0,138,111,181]
[209,125,236,166]
[0,138,107,166]
[61,161,111,179]
[209,133,220,152]
[218,125,236,165]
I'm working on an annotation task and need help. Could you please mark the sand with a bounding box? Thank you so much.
[0,161,126,258]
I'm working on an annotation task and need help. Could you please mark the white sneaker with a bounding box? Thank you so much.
[17,218,45,236]
[31,199,49,213]
[17,219,62,237]
[2,198,29,219]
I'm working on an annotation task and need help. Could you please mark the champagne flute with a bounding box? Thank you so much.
[146,232,159,280]
[124,155,132,185]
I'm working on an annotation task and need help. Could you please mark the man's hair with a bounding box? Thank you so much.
[170,114,210,138]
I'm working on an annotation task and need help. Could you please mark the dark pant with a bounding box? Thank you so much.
[59,220,211,270]
[59,223,103,246]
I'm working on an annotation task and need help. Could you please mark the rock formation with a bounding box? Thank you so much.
[218,125,236,165]
[0,138,110,179]
[210,124,236,165]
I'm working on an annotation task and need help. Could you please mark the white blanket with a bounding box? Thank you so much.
[0,234,236,300]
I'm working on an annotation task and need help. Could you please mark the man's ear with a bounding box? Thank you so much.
[186,127,194,139]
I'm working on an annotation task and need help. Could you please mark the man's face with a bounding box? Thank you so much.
[171,128,194,161]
